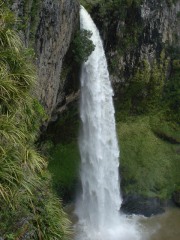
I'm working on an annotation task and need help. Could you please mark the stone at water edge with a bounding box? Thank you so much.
[173,191,180,207]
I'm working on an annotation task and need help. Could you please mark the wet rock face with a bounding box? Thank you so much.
[91,0,180,95]
[35,0,79,117]
[173,191,180,207]
[11,0,80,118]
[121,194,167,217]
[139,0,180,55]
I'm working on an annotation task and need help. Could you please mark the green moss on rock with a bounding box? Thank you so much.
[117,115,180,200]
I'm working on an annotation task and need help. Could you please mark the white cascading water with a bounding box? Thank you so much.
[75,6,142,240]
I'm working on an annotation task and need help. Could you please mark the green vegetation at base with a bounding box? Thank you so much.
[117,115,180,199]
[43,106,81,201]
[48,143,80,201]
[115,47,180,200]
[46,106,80,144]
[1,173,71,240]
[151,117,180,144]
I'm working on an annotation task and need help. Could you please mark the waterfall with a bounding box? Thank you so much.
[75,6,141,240]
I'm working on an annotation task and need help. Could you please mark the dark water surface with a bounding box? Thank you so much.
[140,207,180,240]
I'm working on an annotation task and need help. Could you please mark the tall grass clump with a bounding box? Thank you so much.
[0,2,71,239]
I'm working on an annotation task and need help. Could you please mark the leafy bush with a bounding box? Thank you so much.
[72,29,95,63]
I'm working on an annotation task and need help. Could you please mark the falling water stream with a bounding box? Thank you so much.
[75,6,141,240]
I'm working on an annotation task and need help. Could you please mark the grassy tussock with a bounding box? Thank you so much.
[0,2,71,239]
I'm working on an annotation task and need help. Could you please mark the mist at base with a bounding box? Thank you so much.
[72,207,180,240]
[75,214,142,240]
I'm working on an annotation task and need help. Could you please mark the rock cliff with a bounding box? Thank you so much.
[11,0,179,117]
[90,0,180,98]
[11,0,80,118]
[35,0,79,118]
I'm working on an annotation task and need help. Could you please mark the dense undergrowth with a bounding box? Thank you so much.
[0,2,71,239]
[117,115,180,199]
[48,142,80,202]
[42,107,80,202]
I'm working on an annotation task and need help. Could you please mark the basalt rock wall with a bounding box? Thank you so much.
[11,0,80,119]
[90,0,180,97]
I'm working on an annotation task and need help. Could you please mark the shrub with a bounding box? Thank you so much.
[72,29,95,63]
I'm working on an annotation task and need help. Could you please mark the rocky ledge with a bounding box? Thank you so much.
[121,194,170,217]
[173,191,180,207]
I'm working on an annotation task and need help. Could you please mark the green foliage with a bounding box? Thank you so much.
[80,0,143,23]
[117,54,169,115]
[16,0,41,46]
[0,174,71,240]
[151,116,180,144]
[48,143,80,200]
[117,115,180,199]
[72,29,95,63]
[28,0,41,45]
[98,0,142,19]
[79,0,102,11]
[166,45,180,59]
[0,3,71,239]
[80,0,142,13]
[164,59,180,123]
[43,106,80,201]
